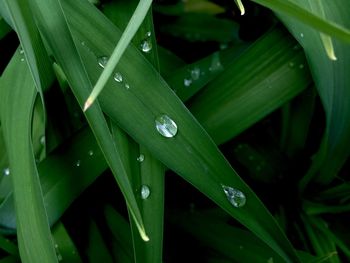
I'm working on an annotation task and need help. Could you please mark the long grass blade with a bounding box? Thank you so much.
[28,0,148,241]
[84,0,153,111]
[0,49,58,262]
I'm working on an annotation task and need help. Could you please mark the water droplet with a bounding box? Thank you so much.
[155,115,178,138]
[137,154,145,162]
[209,53,223,72]
[54,244,59,248]
[222,185,246,208]
[288,62,295,68]
[140,39,152,53]
[220,43,228,50]
[19,47,24,54]
[125,83,130,89]
[81,41,86,46]
[114,72,123,82]
[299,64,305,69]
[20,58,25,62]
[40,135,46,145]
[184,78,192,87]
[57,254,63,261]
[146,31,151,37]
[191,67,201,80]
[3,168,10,176]
[141,185,150,199]
[75,160,81,167]
[97,56,109,68]
[88,150,94,156]
[300,33,304,38]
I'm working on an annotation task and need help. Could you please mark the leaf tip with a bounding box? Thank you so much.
[83,97,93,112]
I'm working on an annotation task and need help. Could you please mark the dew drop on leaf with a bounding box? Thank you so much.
[155,115,178,138]
[114,72,123,82]
[137,154,145,162]
[222,185,246,208]
[141,185,150,199]
[97,56,109,68]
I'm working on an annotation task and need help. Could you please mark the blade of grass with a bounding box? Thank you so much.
[28,0,147,241]
[273,0,350,187]
[0,49,58,262]
[189,27,311,144]
[63,1,301,261]
[251,0,350,44]
[83,0,153,111]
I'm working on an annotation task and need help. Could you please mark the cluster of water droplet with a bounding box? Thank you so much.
[97,56,130,90]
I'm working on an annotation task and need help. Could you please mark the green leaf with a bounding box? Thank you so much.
[62,1,301,262]
[0,49,57,262]
[251,0,350,44]
[28,0,147,241]
[272,0,350,187]
[189,27,311,144]
[0,233,18,255]
[0,16,12,40]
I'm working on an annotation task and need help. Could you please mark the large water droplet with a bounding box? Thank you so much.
[140,39,152,53]
[155,115,178,138]
[191,67,201,80]
[222,185,246,208]
[3,168,10,176]
[114,72,123,82]
[137,154,145,162]
[184,78,192,87]
[141,185,150,199]
[98,56,109,68]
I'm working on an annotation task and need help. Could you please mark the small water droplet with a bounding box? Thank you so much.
[222,185,246,208]
[88,150,94,156]
[54,244,59,248]
[98,56,109,68]
[140,39,152,53]
[75,160,81,167]
[209,53,223,72]
[191,67,201,80]
[20,58,25,62]
[155,115,178,138]
[19,47,24,54]
[125,83,130,89]
[184,78,192,87]
[114,72,123,82]
[146,31,151,37]
[288,62,295,68]
[81,41,86,46]
[299,64,305,69]
[3,168,10,176]
[40,135,46,145]
[141,185,150,199]
[300,33,304,38]
[137,154,145,162]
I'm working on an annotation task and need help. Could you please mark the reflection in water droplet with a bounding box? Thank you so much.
[155,115,178,138]
[3,168,10,176]
[88,150,94,156]
[137,154,145,162]
[184,78,192,87]
[75,160,81,167]
[40,135,46,145]
[141,185,150,199]
[98,56,109,68]
[140,39,152,53]
[114,72,123,82]
[222,185,246,208]
[191,67,201,80]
